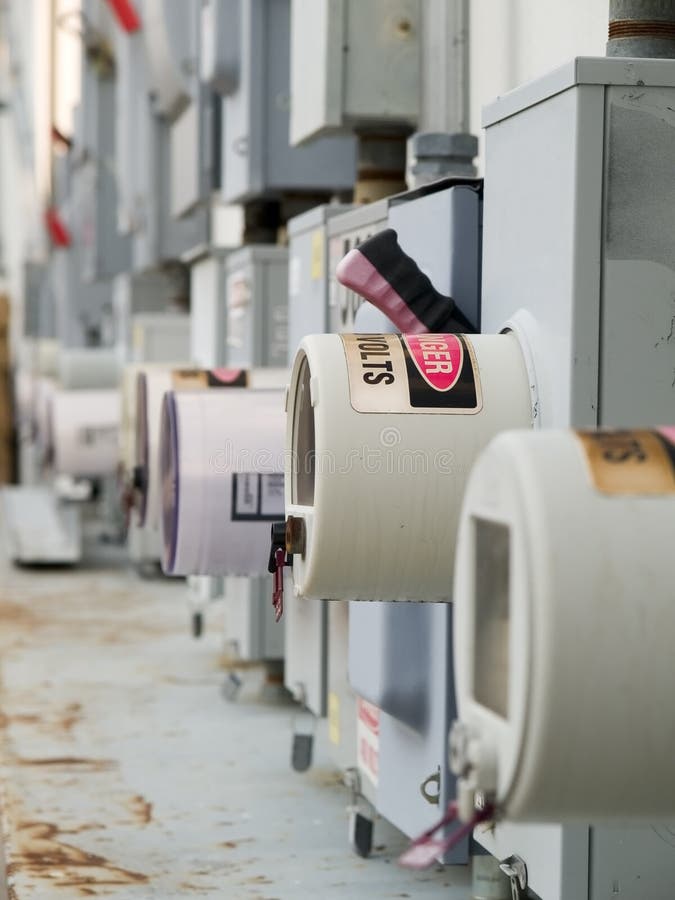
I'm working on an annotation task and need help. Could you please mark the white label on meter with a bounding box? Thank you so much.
[231,473,285,521]
[341,333,482,415]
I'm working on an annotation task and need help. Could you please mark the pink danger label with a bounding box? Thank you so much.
[402,334,463,392]
[211,368,246,384]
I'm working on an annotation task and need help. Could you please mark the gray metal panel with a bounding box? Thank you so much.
[170,84,218,218]
[600,85,675,426]
[142,0,199,120]
[590,828,675,900]
[221,0,356,203]
[283,595,328,717]
[327,600,368,793]
[23,262,49,338]
[224,245,288,367]
[290,0,420,144]
[287,205,355,364]
[388,185,481,330]
[326,201,389,332]
[344,182,481,864]
[478,60,675,900]
[1,487,82,565]
[189,253,229,367]
[376,606,465,864]
[77,71,131,283]
[481,83,605,428]
[158,116,211,262]
[200,0,240,95]
[224,575,284,661]
[483,55,675,128]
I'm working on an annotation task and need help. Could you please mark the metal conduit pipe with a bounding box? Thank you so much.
[607,0,675,58]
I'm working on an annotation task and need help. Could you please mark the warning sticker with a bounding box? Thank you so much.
[357,698,380,788]
[171,368,249,389]
[577,428,675,494]
[341,333,482,415]
[231,473,285,521]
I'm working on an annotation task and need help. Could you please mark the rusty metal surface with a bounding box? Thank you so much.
[0,547,471,898]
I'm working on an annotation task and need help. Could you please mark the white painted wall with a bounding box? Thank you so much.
[469,0,610,170]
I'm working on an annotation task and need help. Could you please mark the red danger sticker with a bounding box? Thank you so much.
[402,334,463,392]
[341,333,482,415]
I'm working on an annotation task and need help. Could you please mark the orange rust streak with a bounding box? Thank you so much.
[12,819,149,887]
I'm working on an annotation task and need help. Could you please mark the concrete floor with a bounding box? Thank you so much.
[0,534,473,899]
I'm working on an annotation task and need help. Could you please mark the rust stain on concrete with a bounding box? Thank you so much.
[127,794,153,826]
[14,757,116,771]
[8,819,148,891]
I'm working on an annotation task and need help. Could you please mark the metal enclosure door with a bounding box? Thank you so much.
[346,183,482,864]
[225,247,288,368]
[286,204,355,365]
[224,575,284,662]
[190,254,229,368]
[221,0,356,203]
[478,56,675,900]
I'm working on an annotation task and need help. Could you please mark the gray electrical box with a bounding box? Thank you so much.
[113,268,189,358]
[224,245,288,367]
[114,23,209,272]
[326,179,481,334]
[142,0,200,121]
[290,0,421,145]
[224,575,284,662]
[327,200,389,333]
[476,56,675,900]
[22,263,49,339]
[73,76,130,283]
[49,240,112,348]
[170,85,219,218]
[200,0,240,95]
[189,251,230,367]
[286,204,355,364]
[343,179,482,864]
[221,0,356,203]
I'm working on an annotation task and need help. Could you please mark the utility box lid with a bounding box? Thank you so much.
[483,56,675,127]
[287,204,353,240]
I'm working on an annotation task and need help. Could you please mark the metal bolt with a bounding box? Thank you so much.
[286,516,306,556]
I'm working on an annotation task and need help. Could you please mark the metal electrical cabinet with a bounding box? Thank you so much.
[113,269,189,360]
[327,200,389,332]
[326,179,481,333]
[223,576,285,663]
[189,251,230,368]
[142,0,199,121]
[114,8,209,273]
[200,0,240,96]
[290,0,421,145]
[73,0,130,284]
[344,181,482,864]
[224,246,288,368]
[221,0,356,203]
[286,204,355,365]
[474,56,675,900]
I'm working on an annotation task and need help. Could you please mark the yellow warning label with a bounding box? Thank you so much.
[171,369,210,390]
[310,230,324,280]
[577,429,675,495]
[328,691,340,745]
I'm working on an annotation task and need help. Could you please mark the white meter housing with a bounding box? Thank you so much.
[51,390,121,477]
[285,332,532,601]
[451,427,675,822]
[159,381,287,577]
